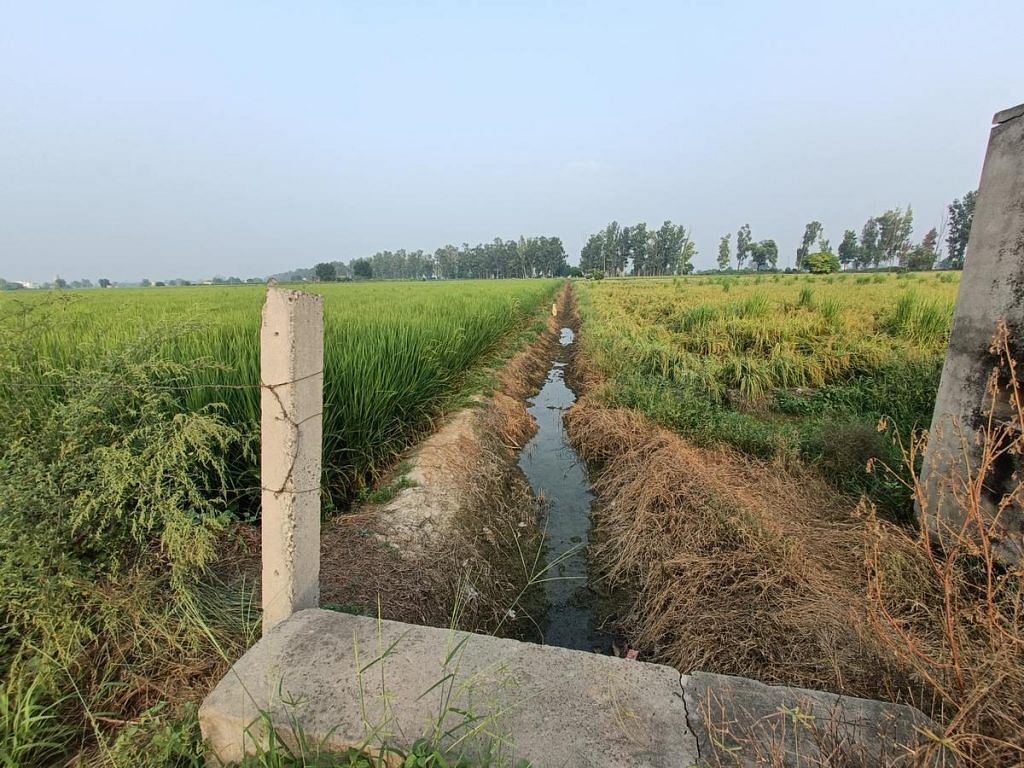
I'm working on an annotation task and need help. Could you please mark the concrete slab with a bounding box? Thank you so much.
[200,608,698,767]
[682,672,955,767]
[993,102,1024,124]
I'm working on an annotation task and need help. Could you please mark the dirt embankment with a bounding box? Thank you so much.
[560,287,916,701]
[311,287,572,634]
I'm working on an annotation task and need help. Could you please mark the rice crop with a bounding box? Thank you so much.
[575,271,960,516]
[1,279,561,503]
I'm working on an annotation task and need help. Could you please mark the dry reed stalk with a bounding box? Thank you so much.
[864,321,1024,767]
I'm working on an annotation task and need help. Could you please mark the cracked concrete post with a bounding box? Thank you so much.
[261,287,324,633]
[919,102,1024,565]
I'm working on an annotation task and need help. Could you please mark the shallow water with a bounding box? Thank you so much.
[517,327,613,652]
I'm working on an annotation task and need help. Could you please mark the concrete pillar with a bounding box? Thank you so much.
[261,287,324,633]
[919,102,1024,565]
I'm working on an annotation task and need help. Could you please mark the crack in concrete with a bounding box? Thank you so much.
[678,671,702,765]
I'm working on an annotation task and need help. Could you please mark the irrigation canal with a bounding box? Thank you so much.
[517,327,614,653]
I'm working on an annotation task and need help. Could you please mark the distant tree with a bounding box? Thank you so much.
[817,236,832,254]
[647,221,695,275]
[804,251,840,273]
[945,190,977,269]
[859,218,881,268]
[796,221,823,269]
[876,206,914,265]
[53,277,68,289]
[535,236,569,277]
[579,234,604,274]
[601,221,621,275]
[351,258,373,280]
[628,223,649,275]
[905,227,939,271]
[717,234,731,270]
[314,262,337,282]
[98,278,111,288]
[905,246,937,271]
[677,232,697,275]
[140,278,152,287]
[748,239,778,271]
[837,229,860,269]
[921,227,939,254]
[154,281,166,287]
[434,244,459,279]
[736,224,752,269]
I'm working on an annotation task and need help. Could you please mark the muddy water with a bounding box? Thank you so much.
[518,328,613,652]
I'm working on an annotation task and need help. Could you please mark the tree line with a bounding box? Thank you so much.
[714,224,780,271]
[311,235,569,282]
[578,220,697,276]
[586,190,978,279]
[789,190,977,274]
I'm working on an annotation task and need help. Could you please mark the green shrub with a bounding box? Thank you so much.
[0,311,254,765]
[803,252,840,274]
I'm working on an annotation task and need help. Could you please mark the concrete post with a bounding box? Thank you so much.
[261,287,324,633]
[919,102,1024,565]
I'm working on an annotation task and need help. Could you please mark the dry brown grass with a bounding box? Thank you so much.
[862,321,1024,767]
[315,398,546,636]
[565,301,1024,766]
[565,399,910,699]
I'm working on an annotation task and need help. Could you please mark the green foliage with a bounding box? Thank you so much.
[315,262,337,282]
[803,251,840,274]
[0,676,74,768]
[818,297,843,328]
[904,245,937,271]
[796,221,823,269]
[717,234,731,270]
[352,258,373,280]
[747,239,778,271]
[0,282,557,765]
[945,190,977,269]
[1,334,241,590]
[575,275,957,519]
[837,229,860,267]
[358,462,417,504]
[735,223,752,269]
[885,290,953,344]
[6,280,561,506]
[581,220,695,276]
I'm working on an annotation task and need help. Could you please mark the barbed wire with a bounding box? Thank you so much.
[0,380,261,391]
[0,368,324,393]
[2,368,332,497]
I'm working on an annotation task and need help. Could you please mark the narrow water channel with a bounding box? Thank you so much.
[517,327,613,653]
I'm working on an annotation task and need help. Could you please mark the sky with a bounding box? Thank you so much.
[1,1,1022,284]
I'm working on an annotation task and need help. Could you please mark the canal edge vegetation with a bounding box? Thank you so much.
[0,281,566,767]
[563,278,1024,766]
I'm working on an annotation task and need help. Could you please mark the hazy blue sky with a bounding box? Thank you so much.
[2,1,1022,283]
